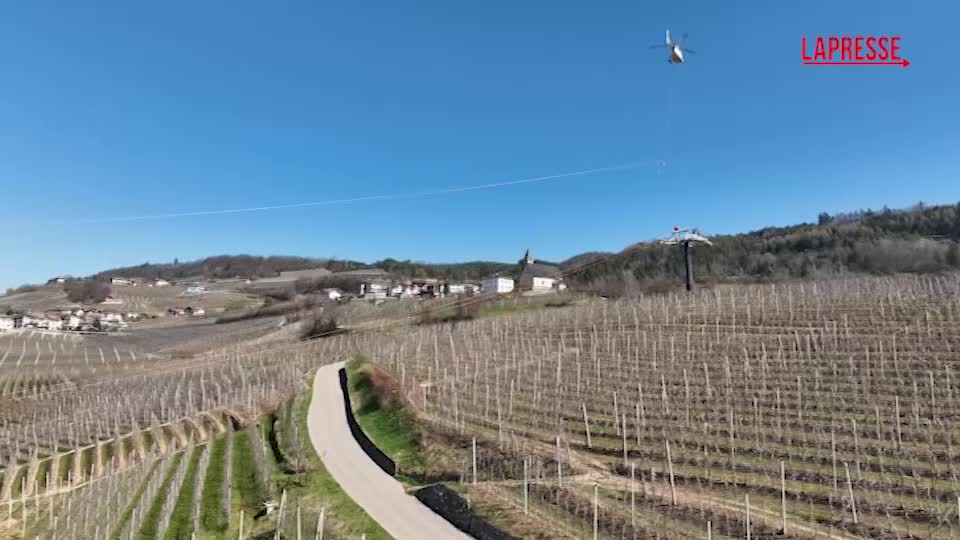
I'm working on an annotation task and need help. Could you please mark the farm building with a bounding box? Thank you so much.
[446,283,481,295]
[481,276,515,294]
[111,277,132,285]
[359,281,390,298]
[0,316,17,330]
[46,276,68,284]
[154,279,171,287]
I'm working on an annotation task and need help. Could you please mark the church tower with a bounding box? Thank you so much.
[523,248,534,266]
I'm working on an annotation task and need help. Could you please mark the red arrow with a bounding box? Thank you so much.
[802,59,910,68]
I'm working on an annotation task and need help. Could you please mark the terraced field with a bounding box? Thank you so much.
[354,274,960,539]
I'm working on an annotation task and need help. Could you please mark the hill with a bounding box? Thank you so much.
[564,201,960,295]
[71,200,960,297]
[93,255,517,284]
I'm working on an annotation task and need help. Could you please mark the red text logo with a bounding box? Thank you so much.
[801,35,909,67]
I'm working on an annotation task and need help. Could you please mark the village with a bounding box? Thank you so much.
[0,276,211,334]
[303,249,568,302]
[0,249,565,335]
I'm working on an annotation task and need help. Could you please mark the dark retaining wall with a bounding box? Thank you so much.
[414,484,516,540]
[338,367,397,476]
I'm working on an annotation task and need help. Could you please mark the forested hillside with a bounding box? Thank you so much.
[566,201,960,295]
[95,255,515,282]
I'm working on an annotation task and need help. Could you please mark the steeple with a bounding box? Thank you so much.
[523,248,533,266]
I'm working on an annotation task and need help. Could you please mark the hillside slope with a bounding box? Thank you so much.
[63,200,960,297]
[565,201,960,294]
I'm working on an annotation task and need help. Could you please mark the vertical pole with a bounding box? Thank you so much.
[523,458,529,515]
[630,463,636,528]
[745,493,751,540]
[780,460,787,533]
[845,462,858,524]
[593,483,599,540]
[666,440,677,505]
[582,403,592,448]
[316,507,325,540]
[556,436,562,488]
[239,510,245,540]
[472,438,478,485]
[707,520,712,540]
[683,241,693,292]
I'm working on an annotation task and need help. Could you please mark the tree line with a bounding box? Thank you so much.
[566,201,960,296]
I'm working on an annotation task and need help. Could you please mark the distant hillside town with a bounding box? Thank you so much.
[285,248,567,303]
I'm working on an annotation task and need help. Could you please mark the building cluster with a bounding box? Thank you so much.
[356,279,483,301]
[0,308,141,333]
[165,306,206,318]
[353,249,566,301]
[110,277,172,287]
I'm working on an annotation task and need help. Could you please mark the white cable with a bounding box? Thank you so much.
[51,161,656,225]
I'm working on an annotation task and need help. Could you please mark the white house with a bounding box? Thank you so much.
[154,279,171,287]
[101,296,124,305]
[66,315,83,330]
[111,278,132,285]
[360,282,389,297]
[0,317,15,331]
[102,313,124,323]
[193,308,206,317]
[447,283,481,295]
[481,277,515,294]
[531,276,557,291]
[185,286,207,294]
[46,319,63,331]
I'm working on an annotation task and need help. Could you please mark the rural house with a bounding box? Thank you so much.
[481,276,515,294]
[0,316,16,331]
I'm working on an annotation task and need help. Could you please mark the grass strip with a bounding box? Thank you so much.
[110,459,162,539]
[286,371,392,540]
[346,357,424,477]
[163,446,203,540]
[136,452,184,540]
[199,438,228,534]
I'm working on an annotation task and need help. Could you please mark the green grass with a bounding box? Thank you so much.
[477,301,546,318]
[231,430,266,512]
[227,429,267,539]
[345,357,423,476]
[163,446,203,540]
[136,452,184,540]
[285,372,392,540]
[111,459,162,539]
[199,438,228,534]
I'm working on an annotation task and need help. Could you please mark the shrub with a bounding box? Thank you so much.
[300,316,344,340]
[64,279,111,303]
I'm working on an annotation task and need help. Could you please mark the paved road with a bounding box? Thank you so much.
[307,361,472,540]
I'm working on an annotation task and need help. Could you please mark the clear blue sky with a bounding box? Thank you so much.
[1,0,957,289]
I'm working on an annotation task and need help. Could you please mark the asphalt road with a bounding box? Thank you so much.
[307,361,472,540]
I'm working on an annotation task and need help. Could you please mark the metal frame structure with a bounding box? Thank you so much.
[660,226,712,292]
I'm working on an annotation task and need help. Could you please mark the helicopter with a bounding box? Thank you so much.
[651,30,695,64]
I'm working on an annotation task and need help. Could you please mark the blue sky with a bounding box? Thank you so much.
[1,1,957,289]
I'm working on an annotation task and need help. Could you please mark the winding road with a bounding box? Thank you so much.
[307,361,472,540]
